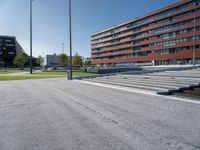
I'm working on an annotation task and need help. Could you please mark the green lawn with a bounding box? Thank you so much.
[33,71,67,75]
[33,71,97,77]
[0,71,96,81]
[0,75,65,81]
[0,70,24,74]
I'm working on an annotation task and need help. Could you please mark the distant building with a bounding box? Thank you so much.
[84,57,91,62]
[91,0,200,66]
[27,56,38,67]
[0,35,24,67]
[46,54,59,67]
[82,57,91,66]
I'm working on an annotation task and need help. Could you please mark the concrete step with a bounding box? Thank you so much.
[84,79,179,95]
[90,78,188,90]
[152,73,200,77]
[107,76,200,87]
[115,75,200,83]
[102,76,200,85]
[148,73,200,78]
[99,77,198,89]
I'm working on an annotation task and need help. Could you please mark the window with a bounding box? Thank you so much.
[8,52,15,55]
[5,44,15,47]
[195,0,200,6]
[5,39,12,42]
[161,49,169,54]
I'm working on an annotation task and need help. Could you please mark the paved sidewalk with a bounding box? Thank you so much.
[0,78,199,150]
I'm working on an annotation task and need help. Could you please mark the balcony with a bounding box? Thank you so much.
[91,5,199,42]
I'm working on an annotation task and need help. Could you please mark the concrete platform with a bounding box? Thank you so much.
[81,68,200,96]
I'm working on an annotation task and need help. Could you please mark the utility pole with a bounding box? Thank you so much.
[68,0,73,80]
[30,0,33,74]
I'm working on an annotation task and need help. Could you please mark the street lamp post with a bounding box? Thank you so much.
[62,43,64,54]
[30,0,33,74]
[68,0,73,80]
[193,0,197,67]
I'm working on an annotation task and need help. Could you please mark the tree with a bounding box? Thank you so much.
[72,52,82,68]
[13,53,27,70]
[58,53,68,67]
[37,55,44,67]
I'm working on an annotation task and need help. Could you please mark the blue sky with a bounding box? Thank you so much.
[0,0,180,58]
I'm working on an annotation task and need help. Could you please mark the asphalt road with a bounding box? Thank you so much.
[0,78,200,150]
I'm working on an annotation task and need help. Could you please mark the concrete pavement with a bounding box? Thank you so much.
[0,78,200,150]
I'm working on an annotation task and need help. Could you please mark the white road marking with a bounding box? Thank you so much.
[75,80,200,105]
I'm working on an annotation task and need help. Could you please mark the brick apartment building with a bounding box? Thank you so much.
[91,0,200,67]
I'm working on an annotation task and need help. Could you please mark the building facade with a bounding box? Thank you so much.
[46,54,59,67]
[0,35,24,67]
[91,0,200,66]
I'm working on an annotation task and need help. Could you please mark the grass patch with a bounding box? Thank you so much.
[0,70,24,74]
[0,75,65,81]
[0,71,97,81]
[33,71,67,75]
[33,71,97,77]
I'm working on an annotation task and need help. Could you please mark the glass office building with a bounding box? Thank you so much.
[0,35,24,67]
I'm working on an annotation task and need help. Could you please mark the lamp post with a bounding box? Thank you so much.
[30,0,33,74]
[193,0,197,67]
[62,43,64,54]
[68,0,73,80]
